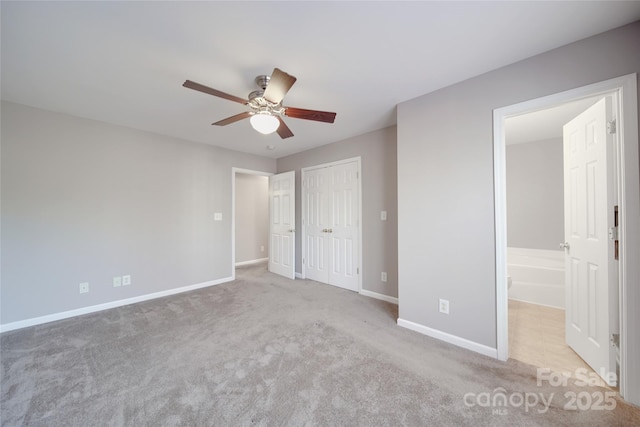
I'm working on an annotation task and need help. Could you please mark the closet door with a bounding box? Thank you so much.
[302,160,360,292]
[328,162,359,291]
[304,168,329,283]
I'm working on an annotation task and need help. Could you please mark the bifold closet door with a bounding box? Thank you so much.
[303,162,359,292]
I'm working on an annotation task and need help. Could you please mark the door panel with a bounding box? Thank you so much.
[304,168,328,282]
[269,171,295,280]
[327,162,359,291]
[563,97,616,386]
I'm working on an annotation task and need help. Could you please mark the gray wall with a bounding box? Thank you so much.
[1,101,275,325]
[277,126,398,298]
[506,138,564,250]
[397,22,640,348]
[235,173,269,263]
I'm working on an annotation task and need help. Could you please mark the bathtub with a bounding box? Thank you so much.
[507,247,565,309]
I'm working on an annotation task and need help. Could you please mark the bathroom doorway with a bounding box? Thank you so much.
[504,98,604,380]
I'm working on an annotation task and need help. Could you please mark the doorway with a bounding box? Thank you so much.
[231,168,272,280]
[493,74,639,404]
[504,98,605,379]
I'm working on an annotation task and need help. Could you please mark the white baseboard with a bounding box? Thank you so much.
[360,289,398,305]
[397,318,498,359]
[235,258,268,267]
[0,276,234,333]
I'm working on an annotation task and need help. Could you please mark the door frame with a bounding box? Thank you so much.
[493,73,639,404]
[300,156,363,293]
[231,167,273,280]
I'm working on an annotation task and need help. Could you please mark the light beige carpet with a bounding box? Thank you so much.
[2,262,639,426]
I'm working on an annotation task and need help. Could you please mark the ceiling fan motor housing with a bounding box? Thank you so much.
[254,75,270,90]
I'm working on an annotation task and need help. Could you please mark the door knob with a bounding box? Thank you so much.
[289,229,295,233]
[559,242,570,250]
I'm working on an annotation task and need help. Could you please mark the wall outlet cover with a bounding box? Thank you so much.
[113,276,122,287]
[122,275,131,286]
[79,282,89,294]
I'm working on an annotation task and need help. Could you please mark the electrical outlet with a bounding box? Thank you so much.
[214,212,222,221]
[113,276,122,287]
[79,282,89,294]
[260,245,265,252]
[122,275,131,286]
[439,299,450,314]
[381,210,387,221]
[381,272,387,282]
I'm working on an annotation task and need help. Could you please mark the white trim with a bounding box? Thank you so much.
[301,157,363,293]
[0,276,233,333]
[295,272,303,279]
[231,167,273,280]
[301,156,363,172]
[235,257,268,267]
[493,73,639,405]
[397,318,498,359]
[360,289,398,305]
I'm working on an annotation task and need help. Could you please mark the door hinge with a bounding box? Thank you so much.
[302,258,305,264]
[614,205,619,260]
[607,120,616,134]
[357,267,359,274]
[611,333,620,349]
[608,226,618,241]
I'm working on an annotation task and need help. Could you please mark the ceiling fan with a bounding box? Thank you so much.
[183,68,336,139]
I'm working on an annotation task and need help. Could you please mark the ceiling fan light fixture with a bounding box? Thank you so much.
[250,112,280,135]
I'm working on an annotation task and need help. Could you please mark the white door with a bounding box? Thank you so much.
[302,161,359,292]
[304,168,329,282]
[328,161,359,291]
[563,97,617,386]
[269,171,295,280]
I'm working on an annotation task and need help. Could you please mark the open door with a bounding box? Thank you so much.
[269,171,295,279]
[562,97,617,386]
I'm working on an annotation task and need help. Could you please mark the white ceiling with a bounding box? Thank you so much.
[2,1,639,159]
[505,96,603,145]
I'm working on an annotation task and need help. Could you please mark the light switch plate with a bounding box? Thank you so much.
[214,213,222,221]
[381,211,387,221]
[439,299,450,314]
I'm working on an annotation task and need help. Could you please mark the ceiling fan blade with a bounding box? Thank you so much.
[263,68,297,104]
[284,107,336,124]
[212,112,252,126]
[276,117,294,139]
[183,80,248,105]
